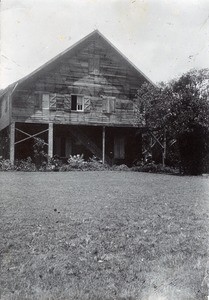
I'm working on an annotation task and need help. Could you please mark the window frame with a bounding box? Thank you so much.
[71,94,84,112]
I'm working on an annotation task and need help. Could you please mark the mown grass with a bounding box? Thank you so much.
[0,172,209,300]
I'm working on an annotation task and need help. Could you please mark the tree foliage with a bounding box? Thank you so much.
[135,82,172,130]
[168,68,209,135]
[135,68,209,174]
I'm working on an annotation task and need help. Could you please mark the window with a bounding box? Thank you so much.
[71,95,84,111]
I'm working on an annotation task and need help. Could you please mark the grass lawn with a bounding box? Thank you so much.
[0,171,209,300]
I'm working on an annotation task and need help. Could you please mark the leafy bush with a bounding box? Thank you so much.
[0,154,178,174]
[111,164,130,171]
[33,138,48,169]
[67,154,87,170]
[87,156,109,171]
[0,157,36,172]
[131,162,178,174]
[0,158,14,171]
[59,155,109,171]
[15,157,36,172]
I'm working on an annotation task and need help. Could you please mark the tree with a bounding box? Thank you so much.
[168,69,209,174]
[135,82,172,131]
[134,82,174,166]
[135,68,209,174]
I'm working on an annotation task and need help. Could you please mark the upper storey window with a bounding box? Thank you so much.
[89,55,100,75]
[71,95,84,111]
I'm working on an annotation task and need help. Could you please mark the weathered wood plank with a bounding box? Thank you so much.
[11,35,146,127]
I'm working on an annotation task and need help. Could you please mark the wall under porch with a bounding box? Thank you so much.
[6,122,142,166]
[53,124,142,166]
[15,123,49,161]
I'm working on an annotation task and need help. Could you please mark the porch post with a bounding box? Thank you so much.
[48,122,53,159]
[162,129,166,167]
[10,122,15,165]
[102,126,106,164]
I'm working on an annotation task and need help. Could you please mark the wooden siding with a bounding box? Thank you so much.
[11,35,146,127]
[0,92,11,131]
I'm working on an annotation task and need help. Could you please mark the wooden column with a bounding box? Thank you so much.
[10,123,15,165]
[48,123,53,158]
[102,126,106,164]
[162,129,166,167]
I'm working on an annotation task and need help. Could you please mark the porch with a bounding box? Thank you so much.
[1,122,142,166]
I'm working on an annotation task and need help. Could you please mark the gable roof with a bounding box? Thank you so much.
[1,30,154,96]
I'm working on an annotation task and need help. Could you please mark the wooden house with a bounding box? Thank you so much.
[0,30,153,166]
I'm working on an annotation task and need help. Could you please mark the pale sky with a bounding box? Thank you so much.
[1,0,209,89]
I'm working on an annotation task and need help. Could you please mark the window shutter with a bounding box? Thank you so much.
[84,96,91,112]
[42,93,50,109]
[49,94,57,110]
[102,96,115,113]
[64,94,71,111]
[56,95,64,110]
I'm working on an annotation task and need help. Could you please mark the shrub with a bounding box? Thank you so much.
[33,138,48,169]
[111,164,130,171]
[87,156,109,171]
[67,154,87,170]
[131,162,179,174]
[58,155,109,171]
[0,158,14,171]
[15,157,36,172]
[0,157,37,172]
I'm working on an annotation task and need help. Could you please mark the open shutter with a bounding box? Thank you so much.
[56,95,65,109]
[49,94,57,110]
[64,94,71,111]
[42,94,50,109]
[84,96,91,112]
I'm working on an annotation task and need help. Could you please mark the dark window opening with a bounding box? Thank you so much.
[71,95,83,111]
